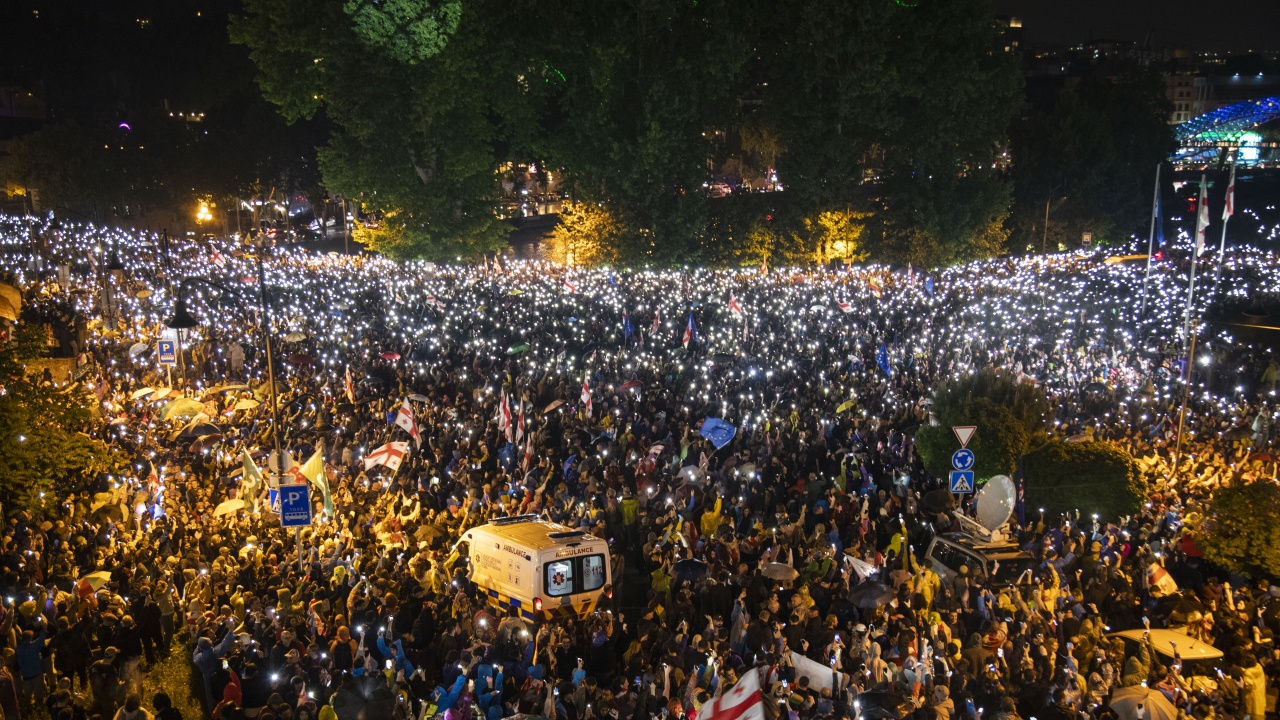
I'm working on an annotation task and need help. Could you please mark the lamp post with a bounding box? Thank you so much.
[164,290,198,394]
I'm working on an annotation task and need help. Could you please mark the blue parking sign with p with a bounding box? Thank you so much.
[279,485,312,527]
[157,340,176,365]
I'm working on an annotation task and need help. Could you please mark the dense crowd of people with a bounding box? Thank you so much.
[0,216,1278,720]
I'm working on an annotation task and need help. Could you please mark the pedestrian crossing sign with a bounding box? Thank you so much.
[949,470,974,493]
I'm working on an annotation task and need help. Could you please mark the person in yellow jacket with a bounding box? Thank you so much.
[912,565,941,609]
[700,497,723,538]
[1242,658,1267,720]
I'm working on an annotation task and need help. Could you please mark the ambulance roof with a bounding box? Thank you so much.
[469,516,602,552]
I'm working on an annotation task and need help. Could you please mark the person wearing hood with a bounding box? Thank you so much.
[931,684,955,720]
[431,673,468,715]
[192,622,237,712]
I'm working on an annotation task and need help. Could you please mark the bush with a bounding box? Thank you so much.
[1022,440,1146,519]
[1195,481,1280,579]
[916,369,1051,480]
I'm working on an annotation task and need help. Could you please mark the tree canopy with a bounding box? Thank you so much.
[916,369,1052,480]
[0,324,127,517]
[1194,480,1280,579]
[232,0,1023,264]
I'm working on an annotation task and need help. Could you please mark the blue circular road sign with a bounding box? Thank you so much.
[951,448,975,471]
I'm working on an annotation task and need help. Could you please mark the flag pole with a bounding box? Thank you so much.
[1140,162,1161,316]
[1182,174,1207,343]
[1174,173,1208,466]
[1212,162,1235,299]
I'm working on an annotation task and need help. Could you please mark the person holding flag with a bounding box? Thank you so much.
[728,295,744,318]
[394,399,422,448]
[683,312,699,349]
[622,310,636,343]
[580,377,593,417]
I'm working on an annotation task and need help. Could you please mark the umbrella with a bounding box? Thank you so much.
[1251,452,1280,463]
[1082,382,1108,393]
[1109,685,1176,720]
[759,563,800,582]
[920,489,957,514]
[408,393,429,402]
[159,397,204,421]
[79,571,114,591]
[677,465,707,485]
[189,434,225,453]
[234,398,260,411]
[287,353,313,366]
[130,387,156,400]
[176,421,222,440]
[848,581,895,609]
[842,553,877,581]
[213,499,246,517]
[1155,592,1207,625]
[620,380,643,392]
[283,331,308,342]
[856,707,899,720]
[836,399,857,413]
[330,675,397,720]
[379,351,401,361]
[205,384,252,395]
[544,400,565,413]
[128,343,149,357]
[109,417,129,425]
[506,343,529,355]
[673,558,709,583]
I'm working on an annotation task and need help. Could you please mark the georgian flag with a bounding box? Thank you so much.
[728,295,744,318]
[427,296,445,311]
[698,668,765,720]
[1194,174,1210,256]
[344,366,356,403]
[580,377,593,417]
[650,309,661,335]
[682,313,699,348]
[364,441,409,473]
[564,278,577,294]
[1223,165,1235,220]
[394,399,422,448]
[499,390,515,442]
[515,401,526,445]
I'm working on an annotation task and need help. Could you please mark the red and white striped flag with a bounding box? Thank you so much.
[728,295,744,318]
[649,310,661,335]
[698,668,765,720]
[364,441,409,473]
[580,378,593,417]
[427,296,445,311]
[837,299,854,314]
[1223,165,1235,221]
[394,399,422,448]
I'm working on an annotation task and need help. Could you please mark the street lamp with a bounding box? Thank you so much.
[164,283,204,394]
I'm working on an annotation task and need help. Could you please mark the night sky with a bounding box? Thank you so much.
[995,0,1280,53]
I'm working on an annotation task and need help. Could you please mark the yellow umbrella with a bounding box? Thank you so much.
[213,499,246,517]
[78,571,114,591]
[836,399,857,413]
[234,398,261,411]
[159,397,205,420]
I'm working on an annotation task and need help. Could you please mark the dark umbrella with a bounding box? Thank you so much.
[673,559,709,583]
[920,489,956,515]
[176,421,222,440]
[848,581,895,610]
[1156,592,1207,625]
[1082,382,1107,393]
[330,676,396,720]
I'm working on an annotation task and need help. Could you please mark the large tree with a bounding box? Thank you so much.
[230,0,527,259]
[0,324,126,516]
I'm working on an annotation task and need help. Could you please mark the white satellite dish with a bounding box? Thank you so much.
[975,474,1017,533]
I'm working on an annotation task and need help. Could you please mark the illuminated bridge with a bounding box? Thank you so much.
[1175,96,1280,167]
